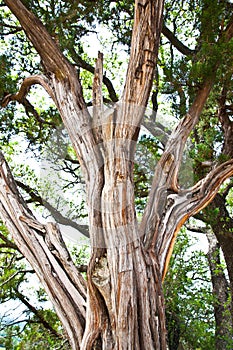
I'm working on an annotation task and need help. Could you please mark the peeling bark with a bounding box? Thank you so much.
[0,152,86,350]
[1,0,233,349]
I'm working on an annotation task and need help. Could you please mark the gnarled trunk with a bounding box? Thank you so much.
[1,1,233,349]
[83,244,167,349]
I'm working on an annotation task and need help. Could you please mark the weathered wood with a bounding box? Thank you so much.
[0,152,86,350]
[2,1,233,349]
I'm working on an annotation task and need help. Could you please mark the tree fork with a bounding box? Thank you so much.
[2,0,233,349]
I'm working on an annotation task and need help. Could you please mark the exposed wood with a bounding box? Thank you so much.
[160,159,233,278]
[2,0,233,349]
[122,0,164,109]
[0,152,86,350]
[92,51,104,144]
[69,48,118,103]
[140,80,215,253]
[81,1,167,348]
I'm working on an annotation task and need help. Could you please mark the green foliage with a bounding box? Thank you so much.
[134,134,161,213]
[13,312,69,350]
[1,0,233,348]
[95,1,134,48]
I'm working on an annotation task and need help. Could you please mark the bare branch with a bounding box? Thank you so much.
[2,28,22,35]
[4,0,71,78]
[142,118,169,146]
[185,224,207,234]
[1,319,32,328]
[16,180,89,238]
[0,270,33,288]
[14,288,63,339]
[0,243,17,249]
[0,231,18,250]
[162,24,195,56]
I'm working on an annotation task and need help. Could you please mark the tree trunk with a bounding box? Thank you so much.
[82,244,167,349]
[207,231,233,349]
[1,1,233,349]
[205,195,233,325]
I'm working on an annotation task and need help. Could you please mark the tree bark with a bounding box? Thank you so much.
[207,231,233,350]
[204,195,233,325]
[1,1,233,349]
[0,152,86,349]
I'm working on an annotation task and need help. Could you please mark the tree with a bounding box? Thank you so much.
[164,229,216,350]
[207,230,232,350]
[0,0,233,349]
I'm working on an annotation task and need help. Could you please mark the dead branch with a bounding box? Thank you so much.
[16,180,89,237]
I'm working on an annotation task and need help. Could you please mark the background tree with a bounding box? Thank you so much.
[164,229,216,350]
[0,0,233,349]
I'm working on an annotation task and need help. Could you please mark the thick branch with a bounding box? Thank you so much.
[189,160,233,216]
[1,75,56,108]
[140,79,214,250]
[141,17,233,252]
[160,159,233,278]
[162,24,195,56]
[122,0,164,109]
